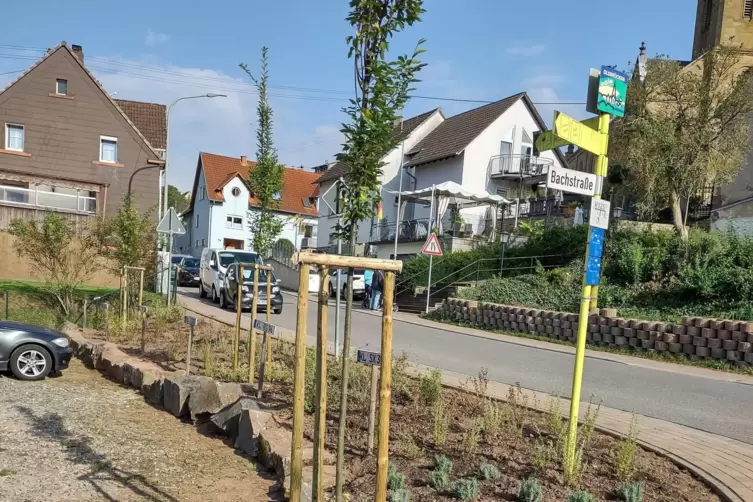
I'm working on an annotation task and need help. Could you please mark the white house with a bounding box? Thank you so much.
[175,152,319,257]
[314,92,568,259]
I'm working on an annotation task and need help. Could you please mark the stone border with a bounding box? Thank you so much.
[61,323,331,502]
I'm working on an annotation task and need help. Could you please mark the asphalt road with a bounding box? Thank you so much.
[178,286,753,445]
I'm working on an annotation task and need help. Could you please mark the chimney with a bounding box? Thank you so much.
[240,155,248,167]
[71,44,84,64]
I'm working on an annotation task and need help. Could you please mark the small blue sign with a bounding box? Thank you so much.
[586,255,602,286]
[588,227,605,259]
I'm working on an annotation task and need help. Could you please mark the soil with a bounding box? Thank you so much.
[88,305,721,502]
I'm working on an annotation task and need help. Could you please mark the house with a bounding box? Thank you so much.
[315,92,567,259]
[315,108,444,253]
[175,152,320,257]
[0,41,165,227]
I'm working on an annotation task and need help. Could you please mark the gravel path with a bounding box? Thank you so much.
[0,359,278,502]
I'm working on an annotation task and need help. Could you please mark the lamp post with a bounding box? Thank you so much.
[162,93,227,222]
[500,231,510,276]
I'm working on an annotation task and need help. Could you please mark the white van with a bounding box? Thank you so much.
[199,248,262,303]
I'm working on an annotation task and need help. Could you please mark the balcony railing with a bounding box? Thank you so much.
[0,185,96,213]
[489,154,553,179]
[371,218,432,244]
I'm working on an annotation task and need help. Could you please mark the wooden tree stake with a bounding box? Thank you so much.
[313,266,329,500]
[374,271,395,502]
[290,263,310,502]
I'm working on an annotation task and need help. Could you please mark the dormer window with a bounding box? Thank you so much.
[231,186,241,197]
[56,79,68,96]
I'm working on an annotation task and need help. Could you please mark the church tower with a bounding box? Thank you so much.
[693,0,753,58]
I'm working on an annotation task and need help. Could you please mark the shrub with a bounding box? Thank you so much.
[434,454,453,474]
[532,439,552,471]
[517,476,542,502]
[433,398,449,446]
[567,490,595,502]
[429,469,450,491]
[452,478,479,501]
[419,369,443,406]
[465,417,483,457]
[388,462,406,490]
[478,462,500,480]
[616,481,645,502]
[390,488,410,502]
[482,399,504,441]
[616,415,640,482]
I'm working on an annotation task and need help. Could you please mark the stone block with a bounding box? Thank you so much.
[710,320,725,330]
[649,331,662,342]
[695,318,711,328]
[672,324,686,335]
[742,322,753,334]
[735,360,750,368]
[637,330,649,340]
[733,331,746,342]
[707,338,722,349]
[163,375,203,418]
[615,336,628,346]
[188,380,244,420]
[599,325,611,335]
[599,316,609,326]
[739,342,752,353]
[723,340,738,351]
[608,318,619,327]
[683,344,695,355]
[745,352,753,363]
[663,333,678,344]
[692,336,708,347]
[702,328,717,339]
[668,342,682,353]
[641,339,655,349]
[724,320,740,331]
[603,333,614,344]
[600,308,617,318]
[592,333,603,343]
[611,327,623,337]
[628,319,642,328]
[718,330,732,340]
[655,341,668,351]
[686,326,700,337]
[623,328,635,338]
[588,324,599,333]
[629,337,641,348]
[727,351,742,361]
[141,370,164,406]
[545,326,553,335]
[678,334,693,344]
[695,346,709,357]
[710,348,726,359]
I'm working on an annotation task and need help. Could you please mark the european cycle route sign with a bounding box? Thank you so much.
[546,166,597,197]
[597,66,629,118]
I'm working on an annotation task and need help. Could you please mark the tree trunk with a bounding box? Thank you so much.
[335,227,358,501]
[670,190,689,241]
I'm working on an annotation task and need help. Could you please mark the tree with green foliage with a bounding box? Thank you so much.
[103,196,157,273]
[334,1,427,499]
[9,212,106,315]
[240,47,285,256]
[167,185,189,214]
[610,44,753,239]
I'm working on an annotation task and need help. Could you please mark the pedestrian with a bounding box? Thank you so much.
[370,269,384,311]
[363,269,374,307]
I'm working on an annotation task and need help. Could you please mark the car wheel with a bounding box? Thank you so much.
[199,283,207,298]
[10,344,52,381]
[212,286,219,304]
[329,284,335,298]
[219,289,227,309]
[274,306,283,314]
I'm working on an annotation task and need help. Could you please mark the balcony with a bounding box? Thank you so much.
[371,218,432,244]
[489,154,553,180]
[0,184,97,214]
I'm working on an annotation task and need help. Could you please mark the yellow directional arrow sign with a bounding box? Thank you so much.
[552,111,605,156]
[534,131,570,153]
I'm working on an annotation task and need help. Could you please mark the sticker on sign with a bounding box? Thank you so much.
[546,166,597,196]
[589,198,611,230]
[422,232,443,256]
[357,349,382,366]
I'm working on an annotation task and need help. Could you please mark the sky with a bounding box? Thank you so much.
[1,0,697,191]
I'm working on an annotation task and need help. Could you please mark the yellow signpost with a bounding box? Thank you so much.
[534,69,621,479]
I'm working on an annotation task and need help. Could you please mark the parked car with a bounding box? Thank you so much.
[178,257,201,287]
[0,321,73,380]
[219,263,284,314]
[329,269,366,299]
[199,248,262,303]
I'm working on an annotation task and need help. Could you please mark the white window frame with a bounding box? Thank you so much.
[196,213,200,228]
[99,135,118,163]
[56,79,68,96]
[199,185,205,200]
[5,123,24,152]
[226,215,243,230]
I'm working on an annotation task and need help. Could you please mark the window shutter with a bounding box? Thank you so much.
[746,0,753,18]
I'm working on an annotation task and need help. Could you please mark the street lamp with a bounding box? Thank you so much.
[162,93,227,221]
[500,231,511,276]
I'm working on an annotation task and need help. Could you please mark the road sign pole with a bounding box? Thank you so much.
[167,232,174,307]
[589,113,610,312]
[425,254,433,314]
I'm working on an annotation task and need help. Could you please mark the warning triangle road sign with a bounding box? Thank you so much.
[422,232,443,256]
[157,207,186,235]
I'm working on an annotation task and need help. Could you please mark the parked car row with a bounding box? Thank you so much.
[174,248,284,314]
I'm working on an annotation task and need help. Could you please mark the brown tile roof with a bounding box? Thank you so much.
[315,108,441,184]
[0,41,164,160]
[194,152,319,216]
[405,93,526,167]
[114,99,167,150]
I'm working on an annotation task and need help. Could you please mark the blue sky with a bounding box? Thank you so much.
[1,0,696,191]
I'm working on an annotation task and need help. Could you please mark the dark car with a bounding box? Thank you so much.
[178,257,201,287]
[219,263,284,314]
[0,321,73,380]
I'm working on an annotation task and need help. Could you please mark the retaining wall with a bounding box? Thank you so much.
[438,298,753,366]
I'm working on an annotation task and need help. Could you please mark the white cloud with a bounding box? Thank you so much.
[145,30,170,47]
[506,43,547,57]
[89,58,344,191]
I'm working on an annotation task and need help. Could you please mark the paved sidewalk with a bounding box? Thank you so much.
[181,294,753,501]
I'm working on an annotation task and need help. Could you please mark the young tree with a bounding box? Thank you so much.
[334,1,427,499]
[104,196,156,272]
[167,185,189,214]
[9,212,106,315]
[240,47,285,256]
[610,45,753,239]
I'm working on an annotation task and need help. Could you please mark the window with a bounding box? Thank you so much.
[745,0,753,19]
[5,124,24,151]
[231,186,241,197]
[199,185,205,200]
[226,215,243,229]
[99,136,118,163]
[273,191,281,201]
[56,79,68,96]
[495,187,509,198]
[704,0,713,28]
[394,196,399,206]
[304,225,313,238]
[195,214,200,228]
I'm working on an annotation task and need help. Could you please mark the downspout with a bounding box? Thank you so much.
[208,201,213,251]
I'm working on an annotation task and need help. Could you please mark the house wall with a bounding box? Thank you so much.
[0,47,160,217]
[317,179,339,247]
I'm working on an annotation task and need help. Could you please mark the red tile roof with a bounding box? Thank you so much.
[198,152,319,216]
[114,99,167,150]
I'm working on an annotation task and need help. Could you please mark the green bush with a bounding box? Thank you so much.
[616,481,644,502]
[388,462,406,491]
[452,478,479,501]
[429,469,450,491]
[517,476,542,502]
[567,490,595,502]
[419,369,443,406]
[478,462,500,480]
[433,454,453,474]
[390,488,410,502]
